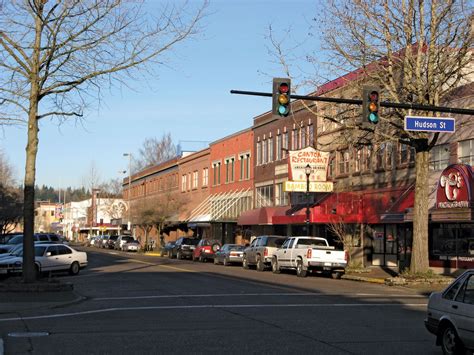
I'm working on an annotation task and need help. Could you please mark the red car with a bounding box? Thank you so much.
[192,239,221,262]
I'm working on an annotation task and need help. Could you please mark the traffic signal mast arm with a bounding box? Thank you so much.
[230,89,474,116]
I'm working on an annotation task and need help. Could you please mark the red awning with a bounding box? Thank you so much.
[272,185,415,225]
[237,207,288,225]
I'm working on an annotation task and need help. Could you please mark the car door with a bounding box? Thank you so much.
[453,273,474,348]
[277,238,292,267]
[38,245,58,272]
[247,238,258,264]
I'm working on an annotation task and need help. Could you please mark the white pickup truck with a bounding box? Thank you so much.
[271,236,347,279]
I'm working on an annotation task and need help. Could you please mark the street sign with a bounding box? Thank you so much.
[404,116,455,133]
[283,181,334,193]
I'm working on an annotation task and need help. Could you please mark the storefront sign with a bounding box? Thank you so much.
[288,147,330,182]
[436,164,474,209]
[283,180,334,193]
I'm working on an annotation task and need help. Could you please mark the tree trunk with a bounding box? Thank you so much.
[410,149,430,273]
[22,2,43,283]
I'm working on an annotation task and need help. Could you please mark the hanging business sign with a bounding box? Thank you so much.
[436,164,474,209]
[283,181,334,193]
[288,147,330,182]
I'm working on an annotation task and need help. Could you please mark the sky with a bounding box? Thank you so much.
[0,0,321,189]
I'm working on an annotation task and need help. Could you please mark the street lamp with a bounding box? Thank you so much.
[305,164,311,233]
[123,153,132,231]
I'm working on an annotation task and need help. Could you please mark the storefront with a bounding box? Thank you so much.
[430,164,474,271]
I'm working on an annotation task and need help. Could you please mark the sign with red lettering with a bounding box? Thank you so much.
[436,164,474,209]
[288,147,330,182]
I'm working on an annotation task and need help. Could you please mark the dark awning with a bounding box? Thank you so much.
[237,206,288,226]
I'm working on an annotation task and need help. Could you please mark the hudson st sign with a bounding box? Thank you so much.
[404,116,455,133]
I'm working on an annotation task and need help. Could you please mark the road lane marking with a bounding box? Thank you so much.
[122,259,197,273]
[0,303,427,322]
[92,292,426,301]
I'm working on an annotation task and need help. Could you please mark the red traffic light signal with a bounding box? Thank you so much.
[273,78,291,117]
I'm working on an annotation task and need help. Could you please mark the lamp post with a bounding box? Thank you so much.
[123,153,132,231]
[305,164,311,234]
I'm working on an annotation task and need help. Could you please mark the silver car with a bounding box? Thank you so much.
[425,269,474,355]
[214,244,245,266]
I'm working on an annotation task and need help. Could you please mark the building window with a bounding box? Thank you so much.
[291,129,297,150]
[268,137,274,163]
[245,153,250,179]
[202,167,208,187]
[239,153,251,180]
[192,171,198,189]
[376,144,386,170]
[276,134,282,160]
[213,162,221,186]
[363,146,372,172]
[188,172,191,191]
[282,131,289,158]
[459,139,474,166]
[225,157,235,183]
[256,141,262,165]
[256,185,274,207]
[328,154,335,178]
[181,174,187,192]
[262,138,268,164]
[298,127,303,149]
[338,150,350,175]
[354,148,362,173]
[430,144,450,171]
[307,125,314,147]
[275,183,288,206]
[385,142,394,170]
[399,143,410,165]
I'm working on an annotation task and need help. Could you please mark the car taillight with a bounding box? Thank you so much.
[264,248,268,257]
[307,249,312,258]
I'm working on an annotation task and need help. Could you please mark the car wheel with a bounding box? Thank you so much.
[331,271,343,280]
[69,261,80,276]
[242,255,249,269]
[296,260,307,277]
[440,324,464,355]
[256,255,265,272]
[272,257,280,274]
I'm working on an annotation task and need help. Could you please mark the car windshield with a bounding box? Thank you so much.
[266,237,286,247]
[7,235,23,245]
[128,240,139,244]
[122,236,134,242]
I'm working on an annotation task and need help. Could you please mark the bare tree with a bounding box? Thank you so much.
[268,0,473,273]
[131,192,187,251]
[134,133,177,173]
[0,0,207,282]
[0,150,16,187]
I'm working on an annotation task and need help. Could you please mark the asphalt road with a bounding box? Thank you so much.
[0,247,440,355]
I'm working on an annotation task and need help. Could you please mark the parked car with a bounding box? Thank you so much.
[0,233,64,254]
[192,239,221,262]
[0,232,23,244]
[271,236,348,278]
[98,235,110,248]
[159,241,176,257]
[122,239,140,252]
[115,235,135,250]
[425,269,474,355]
[168,237,199,260]
[0,243,88,276]
[105,235,119,249]
[214,244,245,266]
[242,235,287,271]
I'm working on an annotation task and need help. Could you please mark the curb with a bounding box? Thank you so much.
[342,274,386,284]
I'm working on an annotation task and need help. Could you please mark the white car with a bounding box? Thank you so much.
[0,244,88,276]
[122,240,140,252]
[425,269,474,354]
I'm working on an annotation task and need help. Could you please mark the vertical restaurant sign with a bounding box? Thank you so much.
[436,164,474,208]
[288,147,330,182]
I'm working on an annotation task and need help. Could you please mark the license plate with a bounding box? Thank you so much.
[324,262,332,266]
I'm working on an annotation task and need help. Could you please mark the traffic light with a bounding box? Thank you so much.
[362,86,380,124]
[272,78,291,117]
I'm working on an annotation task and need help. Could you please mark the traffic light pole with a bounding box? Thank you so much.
[230,90,474,116]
